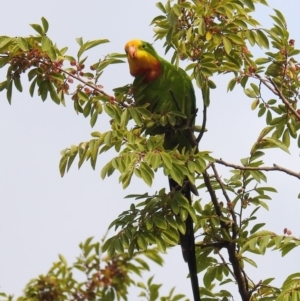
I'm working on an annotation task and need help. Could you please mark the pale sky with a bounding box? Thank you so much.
[1,1,300,300]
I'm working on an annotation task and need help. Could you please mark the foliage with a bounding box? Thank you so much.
[0,237,179,301]
[1,0,300,301]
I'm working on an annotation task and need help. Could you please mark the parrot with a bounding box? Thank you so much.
[125,39,200,301]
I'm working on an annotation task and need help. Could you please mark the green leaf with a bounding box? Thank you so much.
[13,77,22,92]
[227,78,236,91]
[282,129,290,148]
[41,36,52,51]
[222,37,232,54]
[281,243,297,257]
[149,153,160,169]
[153,215,167,230]
[0,37,13,50]
[83,102,91,117]
[29,78,37,97]
[256,30,269,49]
[30,23,44,36]
[137,234,147,250]
[255,57,271,65]
[203,267,216,289]
[76,37,83,46]
[251,99,259,110]
[78,90,89,102]
[161,152,172,169]
[259,235,270,254]
[266,110,272,124]
[198,18,206,36]
[169,167,183,186]
[273,9,286,27]
[161,229,178,245]
[41,17,49,33]
[258,106,266,117]
[90,111,98,127]
[77,39,109,59]
[156,2,166,13]
[250,223,265,234]
[49,72,64,82]
[139,163,153,186]
[6,79,13,104]
[176,217,186,234]
[0,80,7,92]
[287,122,297,139]
[227,34,244,45]
[129,107,143,126]
[244,88,257,98]
[59,154,68,177]
[264,137,290,154]
[250,83,259,95]
[170,198,179,214]
[242,256,257,267]
[241,0,255,10]
[17,37,29,51]
[155,236,166,253]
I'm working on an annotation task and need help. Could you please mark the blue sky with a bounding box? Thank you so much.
[1,1,300,299]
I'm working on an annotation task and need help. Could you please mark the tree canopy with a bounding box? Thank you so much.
[1,1,300,301]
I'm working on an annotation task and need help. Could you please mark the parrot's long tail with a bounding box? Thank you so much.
[169,178,201,301]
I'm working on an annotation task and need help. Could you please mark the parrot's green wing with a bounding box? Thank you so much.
[133,58,197,150]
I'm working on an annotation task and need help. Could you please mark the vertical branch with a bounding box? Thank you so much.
[211,164,237,240]
[204,165,250,301]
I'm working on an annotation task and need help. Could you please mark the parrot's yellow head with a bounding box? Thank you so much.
[125,39,161,81]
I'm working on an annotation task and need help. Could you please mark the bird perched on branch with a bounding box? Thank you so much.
[125,39,200,301]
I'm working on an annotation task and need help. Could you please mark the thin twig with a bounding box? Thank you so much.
[215,158,300,180]
[267,76,300,121]
[216,249,235,278]
[211,163,238,240]
[255,74,300,121]
[211,163,231,204]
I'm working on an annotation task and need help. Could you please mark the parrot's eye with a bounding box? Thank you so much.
[142,44,145,48]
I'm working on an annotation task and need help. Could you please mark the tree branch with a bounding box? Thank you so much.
[216,249,235,278]
[202,171,226,226]
[215,158,300,180]
[254,74,300,121]
[267,76,300,121]
[211,163,238,240]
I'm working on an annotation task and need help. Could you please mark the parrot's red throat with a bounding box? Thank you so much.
[131,65,161,82]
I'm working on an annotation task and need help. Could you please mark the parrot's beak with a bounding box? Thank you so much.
[126,45,137,59]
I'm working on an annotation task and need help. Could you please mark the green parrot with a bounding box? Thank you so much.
[125,39,200,301]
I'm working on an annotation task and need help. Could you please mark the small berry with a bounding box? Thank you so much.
[289,39,295,46]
